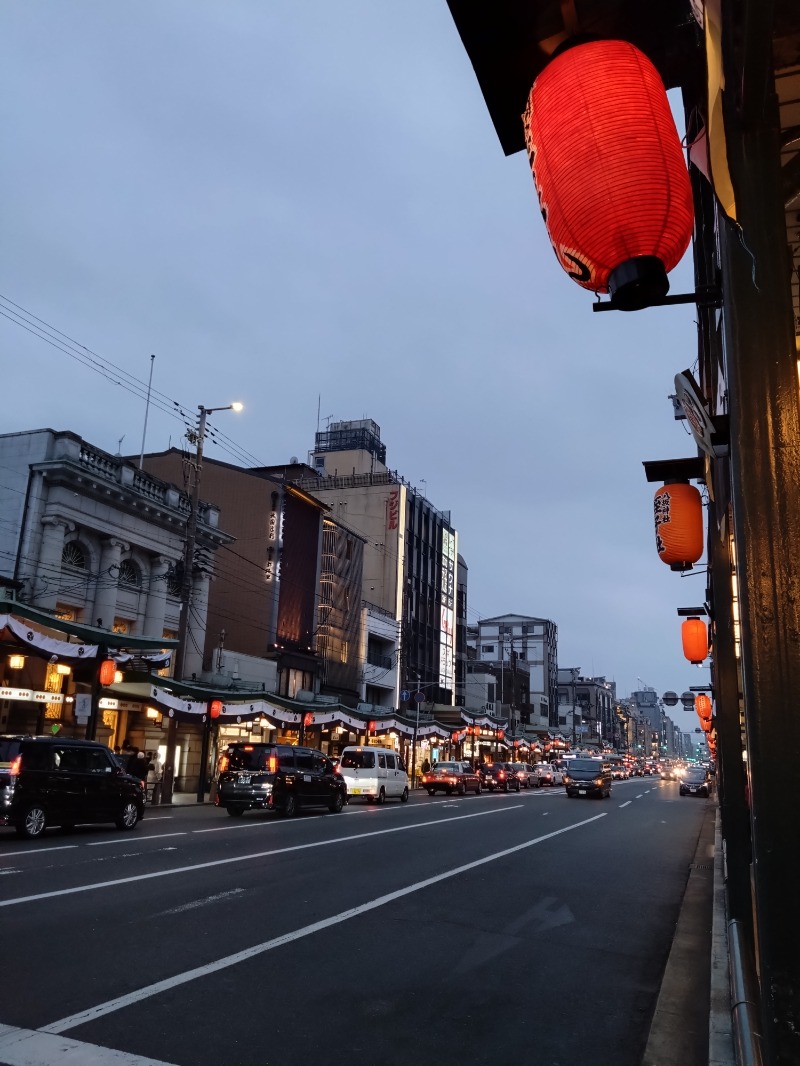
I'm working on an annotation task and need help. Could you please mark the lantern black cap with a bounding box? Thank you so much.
[608,256,670,311]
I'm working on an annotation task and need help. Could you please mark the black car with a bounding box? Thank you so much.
[0,735,145,839]
[563,757,612,799]
[679,768,711,797]
[481,762,521,792]
[216,743,346,817]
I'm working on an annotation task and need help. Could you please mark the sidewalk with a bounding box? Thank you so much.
[643,800,735,1066]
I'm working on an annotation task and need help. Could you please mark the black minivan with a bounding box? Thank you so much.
[0,735,146,839]
[215,743,347,818]
[563,757,613,799]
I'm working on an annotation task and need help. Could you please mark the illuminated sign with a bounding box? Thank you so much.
[0,689,64,703]
[438,529,457,694]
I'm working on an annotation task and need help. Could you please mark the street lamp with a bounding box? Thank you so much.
[163,401,243,805]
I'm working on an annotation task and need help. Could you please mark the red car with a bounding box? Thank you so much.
[422,762,482,796]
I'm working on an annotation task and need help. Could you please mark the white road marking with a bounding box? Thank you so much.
[86,833,187,847]
[636,794,644,799]
[0,845,78,857]
[142,816,173,822]
[619,801,632,808]
[541,812,549,816]
[0,806,523,909]
[0,1023,176,1065]
[157,888,245,916]
[42,811,607,1034]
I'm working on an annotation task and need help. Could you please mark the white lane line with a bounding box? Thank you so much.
[157,888,245,916]
[619,801,632,808]
[635,794,644,799]
[0,845,78,857]
[0,806,523,909]
[86,833,187,847]
[0,1023,176,1065]
[42,811,607,1034]
[541,812,549,816]
[142,816,173,822]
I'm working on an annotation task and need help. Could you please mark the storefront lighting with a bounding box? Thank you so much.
[8,654,25,670]
[113,670,123,685]
[146,707,160,720]
[56,664,71,676]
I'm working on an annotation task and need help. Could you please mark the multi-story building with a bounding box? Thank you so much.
[140,450,365,704]
[557,669,616,746]
[470,614,558,732]
[0,428,226,745]
[292,419,460,709]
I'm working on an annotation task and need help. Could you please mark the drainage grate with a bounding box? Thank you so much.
[690,863,712,870]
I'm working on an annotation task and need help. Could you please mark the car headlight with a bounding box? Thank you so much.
[593,777,605,786]
[563,775,571,784]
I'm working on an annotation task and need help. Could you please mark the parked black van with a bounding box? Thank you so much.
[0,735,146,839]
[216,743,347,817]
[563,757,613,799]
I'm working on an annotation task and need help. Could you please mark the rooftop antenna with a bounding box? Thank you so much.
[116,434,125,455]
[138,354,156,469]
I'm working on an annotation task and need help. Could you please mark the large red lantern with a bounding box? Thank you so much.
[98,658,117,686]
[654,482,704,571]
[682,618,708,664]
[209,700,222,719]
[695,694,712,721]
[523,39,693,310]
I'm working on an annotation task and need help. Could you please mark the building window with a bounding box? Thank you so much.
[482,645,495,654]
[340,640,349,664]
[118,559,142,588]
[61,542,87,570]
[112,619,130,635]
[55,605,80,622]
[166,565,182,597]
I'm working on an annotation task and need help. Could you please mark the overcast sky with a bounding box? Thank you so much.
[0,1,708,711]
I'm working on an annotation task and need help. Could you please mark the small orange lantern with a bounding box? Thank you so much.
[700,718,712,733]
[367,719,376,732]
[98,658,117,686]
[682,618,708,664]
[209,700,222,719]
[695,694,712,721]
[654,482,704,571]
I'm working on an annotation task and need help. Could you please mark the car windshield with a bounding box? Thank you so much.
[341,751,375,769]
[685,770,707,781]
[568,759,602,772]
[227,747,273,772]
[434,763,460,773]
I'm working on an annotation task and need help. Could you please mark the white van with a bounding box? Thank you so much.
[338,747,410,804]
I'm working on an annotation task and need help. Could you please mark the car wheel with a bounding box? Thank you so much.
[474,783,481,795]
[427,789,435,796]
[116,801,140,830]
[226,805,246,817]
[328,790,345,813]
[376,787,386,805]
[457,782,465,796]
[503,782,509,792]
[281,792,299,817]
[514,781,521,792]
[400,787,409,803]
[16,804,47,839]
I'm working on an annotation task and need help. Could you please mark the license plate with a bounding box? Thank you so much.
[578,789,586,795]
[350,787,362,794]
[239,774,251,785]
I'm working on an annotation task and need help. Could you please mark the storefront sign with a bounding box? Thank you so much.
[0,688,64,703]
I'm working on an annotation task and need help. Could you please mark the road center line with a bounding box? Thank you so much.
[0,806,522,909]
[86,833,187,847]
[41,811,607,1034]
[619,801,632,808]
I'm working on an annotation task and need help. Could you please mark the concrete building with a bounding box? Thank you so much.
[292,419,460,710]
[470,614,558,733]
[557,669,616,747]
[141,451,365,705]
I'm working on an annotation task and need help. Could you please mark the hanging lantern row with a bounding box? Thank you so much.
[523,38,693,311]
[682,618,709,664]
[654,482,704,571]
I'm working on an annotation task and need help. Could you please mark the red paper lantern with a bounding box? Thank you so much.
[98,658,117,686]
[304,712,315,727]
[682,618,708,664]
[367,720,376,732]
[700,718,712,733]
[209,700,222,719]
[523,39,693,310]
[695,694,712,721]
[654,482,704,571]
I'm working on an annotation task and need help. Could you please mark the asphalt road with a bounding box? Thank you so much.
[0,777,707,1066]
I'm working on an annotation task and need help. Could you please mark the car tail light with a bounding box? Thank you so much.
[268,755,278,773]
[497,770,505,780]
[8,755,21,777]
[218,755,230,773]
